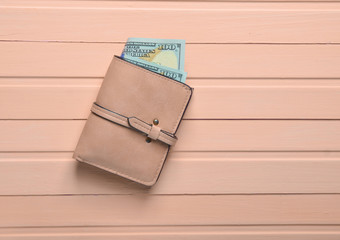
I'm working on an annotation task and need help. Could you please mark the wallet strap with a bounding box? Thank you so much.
[91,102,178,146]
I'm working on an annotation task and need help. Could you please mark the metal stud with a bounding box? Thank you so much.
[145,137,152,143]
[153,118,159,125]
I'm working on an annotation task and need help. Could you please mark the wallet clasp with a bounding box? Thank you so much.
[90,102,177,146]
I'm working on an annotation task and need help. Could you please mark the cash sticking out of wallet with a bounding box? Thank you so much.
[121,38,187,83]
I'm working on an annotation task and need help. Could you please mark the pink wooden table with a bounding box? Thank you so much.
[0,0,339,239]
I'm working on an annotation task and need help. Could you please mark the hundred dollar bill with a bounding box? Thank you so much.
[122,56,187,83]
[121,38,185,71]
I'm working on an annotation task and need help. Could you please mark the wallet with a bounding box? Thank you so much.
[72,55,193,186]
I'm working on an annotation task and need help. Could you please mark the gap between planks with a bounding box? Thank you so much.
[0,225,340,240]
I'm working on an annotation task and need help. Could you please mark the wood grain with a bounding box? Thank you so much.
[1,2,340,43]
[1,120,339,151]
[1,226,340,240]
[0,195,339,227]
[1,79,340,119]
[0,152,339,195]
[1,42,340,78]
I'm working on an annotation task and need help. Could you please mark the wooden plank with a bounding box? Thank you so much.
[0,152,339,195]
[3,1,340,8]
[1,42,340,78]
[1,226,340,240]
[1,2,340,43]
[2,0,340,8]
[0,78,101,120]
[1,79,340,119]
[0,120,339,151]
[176,120,340,151]
[0,195,339,227]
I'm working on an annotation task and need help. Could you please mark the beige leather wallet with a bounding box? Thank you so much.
[72,55,193,186]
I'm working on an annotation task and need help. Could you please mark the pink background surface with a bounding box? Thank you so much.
[0,0,339,239]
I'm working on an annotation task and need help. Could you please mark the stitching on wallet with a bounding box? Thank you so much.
[99,107,172,144]
[93,107,127,126]
[93,103,127,122]
[93,104,126,122]
[131,118,150,133]
[158,135,171,145]
[97,104,174,146]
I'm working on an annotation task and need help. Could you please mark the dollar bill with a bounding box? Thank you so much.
[121,38,185,71]
[122,56,187,83]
